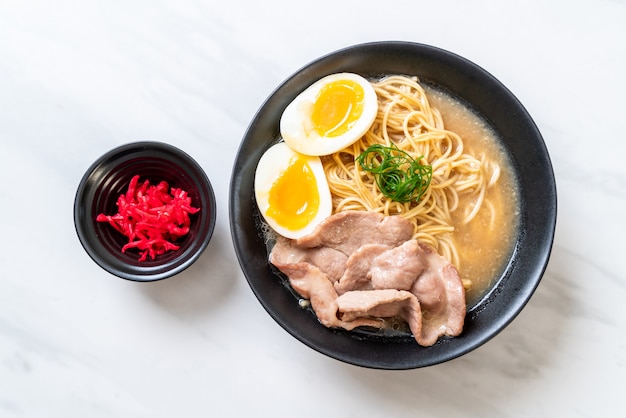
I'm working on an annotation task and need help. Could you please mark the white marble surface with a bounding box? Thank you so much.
[1,0,625,416]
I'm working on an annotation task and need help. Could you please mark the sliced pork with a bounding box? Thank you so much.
[336,289,422,341]
[271,235,348,283]
[370,240,425,291]
[269,210,466,346]
[270,248,379,330]
[334,244,389,295]
[295,210,414,255]
[410,244,466,346]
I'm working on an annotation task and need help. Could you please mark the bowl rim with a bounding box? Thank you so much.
[74,140,216,281]
[229,41,557,369]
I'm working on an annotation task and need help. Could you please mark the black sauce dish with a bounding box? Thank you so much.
[229,41,557,369]
[74,141,216,281]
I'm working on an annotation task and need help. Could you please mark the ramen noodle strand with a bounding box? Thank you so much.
[323,75,499,280]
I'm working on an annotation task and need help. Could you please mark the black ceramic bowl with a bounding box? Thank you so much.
[229,41,557,369]
[75,141,216,281]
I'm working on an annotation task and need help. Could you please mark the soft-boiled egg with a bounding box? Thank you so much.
[254,142,332,239]
[280,72,378,156]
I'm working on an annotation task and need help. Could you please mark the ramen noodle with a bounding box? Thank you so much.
[322,75,519,303]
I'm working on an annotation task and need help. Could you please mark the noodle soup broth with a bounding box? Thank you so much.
[424,85,520,307]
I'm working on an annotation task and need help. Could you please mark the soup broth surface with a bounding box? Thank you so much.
[425,86,520,307]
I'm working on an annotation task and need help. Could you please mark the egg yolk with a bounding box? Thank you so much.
[310,79,365,138]
[267,156,320,231]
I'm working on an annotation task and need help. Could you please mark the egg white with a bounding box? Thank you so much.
[280,72,378,156]
[254,142,332,239]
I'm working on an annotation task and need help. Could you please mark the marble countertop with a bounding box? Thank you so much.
[1,0,625,416]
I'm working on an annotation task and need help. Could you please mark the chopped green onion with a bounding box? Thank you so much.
[356,143,432,203]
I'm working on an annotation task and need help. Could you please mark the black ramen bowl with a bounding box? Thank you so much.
[75,141,216,281]
[229,41,557,369]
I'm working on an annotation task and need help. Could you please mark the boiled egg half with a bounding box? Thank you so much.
[254,142,332,239]
[280,72,378,156]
